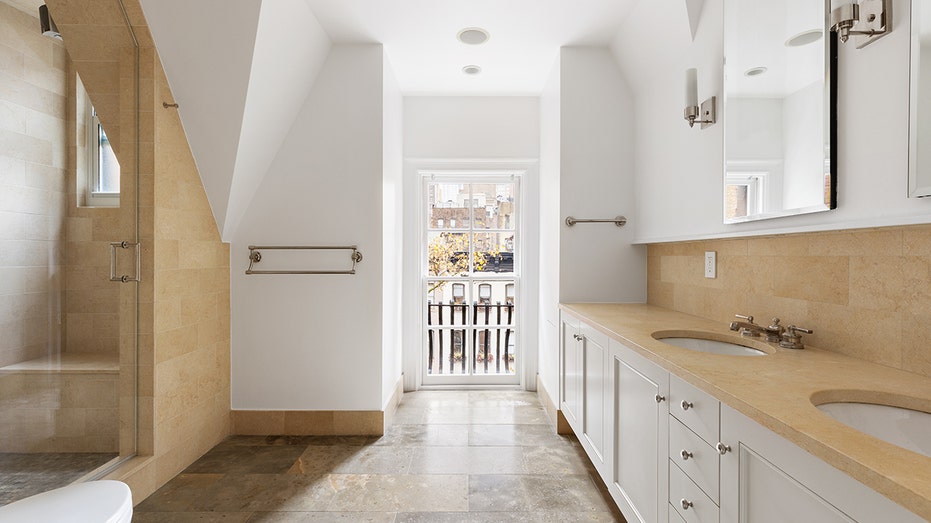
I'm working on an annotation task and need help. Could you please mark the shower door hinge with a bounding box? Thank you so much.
[109,241,141,283]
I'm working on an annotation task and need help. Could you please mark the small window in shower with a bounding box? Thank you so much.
[78,76,120,207]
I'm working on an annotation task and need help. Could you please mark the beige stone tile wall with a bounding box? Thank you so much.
[148,50,230,488]
[0,371,118,452]
[0,2,68,369]
[647,224,931,378]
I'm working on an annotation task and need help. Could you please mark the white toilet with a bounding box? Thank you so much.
[0,480,132,522]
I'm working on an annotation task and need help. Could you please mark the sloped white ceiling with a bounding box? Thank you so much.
[140,0,331,240]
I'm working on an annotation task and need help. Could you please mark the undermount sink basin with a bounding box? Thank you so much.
[816,401,931,459]
[652,331,769,356]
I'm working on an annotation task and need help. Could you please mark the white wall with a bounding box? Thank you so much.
[538,56,561,399]
[558,47,647,304]
[382,54,404,408]
[223,0,331,240]
[231,45,386,410]
[613,0,931,243]
[401,97,540,390]
[142,0,332,241]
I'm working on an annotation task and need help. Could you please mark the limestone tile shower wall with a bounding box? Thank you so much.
[648,225,931,379]
[0,1,120,453]
[0,2,68,370]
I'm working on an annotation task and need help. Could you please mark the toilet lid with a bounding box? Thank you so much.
[0,480,132,523]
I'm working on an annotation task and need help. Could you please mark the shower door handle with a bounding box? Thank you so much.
[109,241,140,283]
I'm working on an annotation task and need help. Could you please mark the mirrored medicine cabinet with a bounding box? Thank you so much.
[723,0,837,223]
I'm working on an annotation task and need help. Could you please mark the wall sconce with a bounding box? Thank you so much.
[830,0,891,49]
[684,68,716,129]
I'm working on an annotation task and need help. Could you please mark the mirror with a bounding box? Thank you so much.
[723,0,836,223]
[910,0,931,197]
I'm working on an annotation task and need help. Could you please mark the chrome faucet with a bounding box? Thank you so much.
[729,314,813,348]
[729,315,784,343]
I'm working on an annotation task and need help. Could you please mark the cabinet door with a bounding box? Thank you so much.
[560,314,582,433]
[610,340,669,523]
[581,322,609,467]
[720,405,923,523]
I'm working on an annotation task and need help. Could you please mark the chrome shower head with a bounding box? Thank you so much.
[39,5,61,40]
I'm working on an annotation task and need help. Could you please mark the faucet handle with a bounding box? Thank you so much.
[735,314,754,323]
[779,325,813,349]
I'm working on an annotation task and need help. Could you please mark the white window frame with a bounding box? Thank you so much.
[420,172,522,388]
[83,90,119,207]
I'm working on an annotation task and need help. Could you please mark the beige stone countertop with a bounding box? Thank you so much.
[560,303,931,520]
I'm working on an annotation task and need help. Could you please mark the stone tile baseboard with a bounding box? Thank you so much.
[232,410,385,436]
[536,375,572,436]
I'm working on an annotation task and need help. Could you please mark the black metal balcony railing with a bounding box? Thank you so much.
[426,302,515,375]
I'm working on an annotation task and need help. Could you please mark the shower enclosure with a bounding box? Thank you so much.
[0,0,138,504]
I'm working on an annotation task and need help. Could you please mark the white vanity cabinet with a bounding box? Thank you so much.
[609,339,669,523]
[560,313,610,474]
[558,307,925,523]
[719,405,923,523]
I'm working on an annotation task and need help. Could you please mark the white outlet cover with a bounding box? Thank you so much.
[705,251,716,278]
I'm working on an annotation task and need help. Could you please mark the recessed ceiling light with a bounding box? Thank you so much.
[785,29,823,47]
[457,28,490,45]
[744,66,768,77]
[462,65,482,75]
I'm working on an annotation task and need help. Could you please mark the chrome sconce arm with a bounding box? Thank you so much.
[830,0,891,49]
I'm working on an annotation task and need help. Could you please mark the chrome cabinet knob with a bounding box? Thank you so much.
[681,498,694,510]
[572,333,583,341]
[655,394,666,403]
[716,442,731,455]
[680,400,693,411]
[680,449,693,460]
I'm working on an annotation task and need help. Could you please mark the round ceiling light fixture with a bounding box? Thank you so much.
[462,65,482,75]
[744,66,768,77]
[457,27,490,45]
[785,29,823,47]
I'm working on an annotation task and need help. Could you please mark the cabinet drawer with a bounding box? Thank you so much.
[669,417,719,503]
[670,375,719,446]
[669,460,719,523]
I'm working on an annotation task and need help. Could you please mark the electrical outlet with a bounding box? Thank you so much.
[704,251,716,278]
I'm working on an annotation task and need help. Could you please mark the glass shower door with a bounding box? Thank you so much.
[0,0,138,504]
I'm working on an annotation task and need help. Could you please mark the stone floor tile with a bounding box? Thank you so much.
[133,392,619,522]
[467,406,549,425]
[469,474,615,513]
[520,444,593,475]
[468,424,573,447]
[132,512,254,522]
[391,406,426,424]
[134,474,226,512]
[330,446,414,474]
[410,446,525,475]
[373,424,469,447]
[184,445,308,475]
[246,512,397,523]
[326,474,468,512]
[396,512,621,523]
